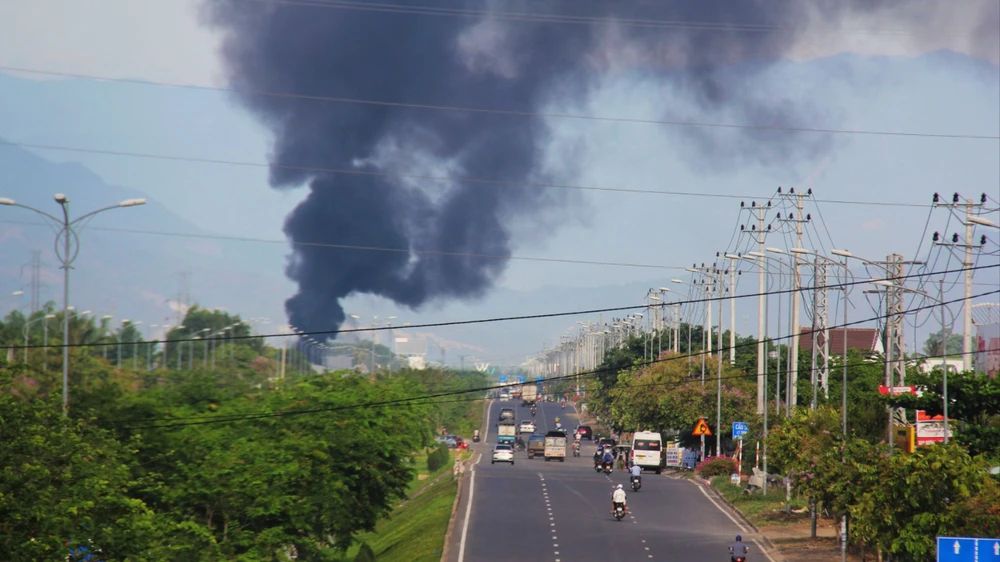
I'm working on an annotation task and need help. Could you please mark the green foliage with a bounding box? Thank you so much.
[923,329,963,357]
[354,542,376,562]
[696,456,738,478]
[886,370,1000,458]
[0,367,164,561]
[426,444,450,472]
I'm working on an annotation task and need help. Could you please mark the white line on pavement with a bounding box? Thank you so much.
[695,483,748,534]
[456,466,475,562]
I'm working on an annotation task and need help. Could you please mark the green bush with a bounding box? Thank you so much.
[427,444,450,472]
[696,455,738,478]
[353,542,376,562]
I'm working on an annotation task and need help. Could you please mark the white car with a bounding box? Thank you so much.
[500,393,510,401]
[519,420,536,434]
[492,444,515,465]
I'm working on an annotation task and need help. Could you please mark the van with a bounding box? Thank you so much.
[630,431,663,474]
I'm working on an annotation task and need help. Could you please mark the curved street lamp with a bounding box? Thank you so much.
[1,194,145,415]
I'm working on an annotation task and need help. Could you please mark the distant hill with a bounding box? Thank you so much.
[0,143,292,330]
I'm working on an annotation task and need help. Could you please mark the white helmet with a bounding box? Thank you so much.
[616,484,623,489]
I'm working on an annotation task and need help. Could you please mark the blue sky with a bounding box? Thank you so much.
[0,0,998,364]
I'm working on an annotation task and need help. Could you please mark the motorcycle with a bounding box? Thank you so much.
[472,430,480,443]
[729,548,747,562]
[613,503,626,521]
[572,443,581,457]
[630,475,641,492]
[603,462,613,475]
[594,459,603,472]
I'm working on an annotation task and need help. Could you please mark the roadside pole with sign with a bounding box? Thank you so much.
[693,417,712,462]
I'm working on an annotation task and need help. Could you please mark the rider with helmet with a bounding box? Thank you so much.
[602,448,615,471]
[729,535,749,561]
[610,484,627,515]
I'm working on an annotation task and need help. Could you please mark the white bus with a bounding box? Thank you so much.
[630,431,663,474]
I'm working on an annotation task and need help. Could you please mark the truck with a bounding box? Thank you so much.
[497,421,517,445]
[544,430,567,462]
[527,434,546,459]
[498,407,515,422]
[521,384,538,407]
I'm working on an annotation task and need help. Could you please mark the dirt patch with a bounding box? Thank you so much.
[417,474,429,481]
[761,520,867,562]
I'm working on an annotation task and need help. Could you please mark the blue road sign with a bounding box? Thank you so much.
[937,536,1000,562]
[499,376,506,382]
[519,376,525,383]
[732,421,749,439]
[537,376,543,382]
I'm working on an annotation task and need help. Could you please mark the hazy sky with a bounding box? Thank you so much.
[1,0,997,362]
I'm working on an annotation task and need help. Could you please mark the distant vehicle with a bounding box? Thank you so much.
[521,384,538,406]
[630,431,663,474]
[445,434,458,448]
[492,444,515,465]
[500,392,510,401]
[597,437,618,452]
[575,425,593,440]
[498,408,515,422]
[544,430,567,462]
[527,434,546,459]
[519,420,536,434]
[497,421,517,445]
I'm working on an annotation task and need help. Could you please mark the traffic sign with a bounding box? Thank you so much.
[499,376,506,382]
[518,376,525,383]
[732,421,749,439]
[937,536,1000,562]
[537,376,543,382]
[692,418,712,437]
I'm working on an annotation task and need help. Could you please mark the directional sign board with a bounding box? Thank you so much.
[519,376,525,383]
[692,417,712,437]
[537,376,543,382]
[732,421,749,439]
[499,376,506,382]
[937,536,1000,562]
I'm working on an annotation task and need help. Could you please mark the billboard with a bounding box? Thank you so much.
[974,323,999,378]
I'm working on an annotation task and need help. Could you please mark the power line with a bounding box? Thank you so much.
[221,0,991,39]
[0,217,686,271]
[110,288,999,430]
[22,262,999,350]
[0,140,962,208]
[2,67,996,142]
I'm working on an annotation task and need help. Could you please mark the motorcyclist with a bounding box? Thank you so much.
[515,436,526,451]
[602,449,615,471]
[610,484,627,515]
[729,535,749,561]
[593,448,603,468]
[629,462,642,486]
[531,407,536,418]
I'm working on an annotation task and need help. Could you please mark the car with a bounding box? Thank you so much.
[576,425,593,440]
[500,393,510,401]
[597,437,617,452]
[492,444,515,464]
[519,420,536,434]
[444,434,458,448]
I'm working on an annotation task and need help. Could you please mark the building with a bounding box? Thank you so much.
[799,327,883,356]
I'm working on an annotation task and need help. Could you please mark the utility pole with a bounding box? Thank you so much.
[778,188,811,411]
[740,199,774,415]
[932,192,987,372]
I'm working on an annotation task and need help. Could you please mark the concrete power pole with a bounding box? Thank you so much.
[778,188,810,411]
[740,200,773,415]
[933,192,987,372]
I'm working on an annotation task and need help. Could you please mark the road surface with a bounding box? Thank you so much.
[447,399,773,562]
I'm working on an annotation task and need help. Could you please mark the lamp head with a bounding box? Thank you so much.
[54,193,67,203]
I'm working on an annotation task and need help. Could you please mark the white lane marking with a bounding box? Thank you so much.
[695,483,748,534]
[456,462,476,562]
[753,540,777,562]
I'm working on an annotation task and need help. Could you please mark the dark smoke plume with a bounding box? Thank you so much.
[203,0,997,334]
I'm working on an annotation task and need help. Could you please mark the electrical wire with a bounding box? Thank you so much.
[21,262,999,351]
[0,140,976,208]
[110,287,999,430]
[0,217,685,271]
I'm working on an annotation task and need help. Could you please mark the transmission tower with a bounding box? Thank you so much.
[777,187,812,412]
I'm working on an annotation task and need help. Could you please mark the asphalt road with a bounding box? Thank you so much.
[448,399,772,562]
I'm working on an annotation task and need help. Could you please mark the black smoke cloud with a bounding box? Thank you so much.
[203,0,995,334]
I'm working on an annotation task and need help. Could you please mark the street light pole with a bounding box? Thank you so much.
[1,194,145,415]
